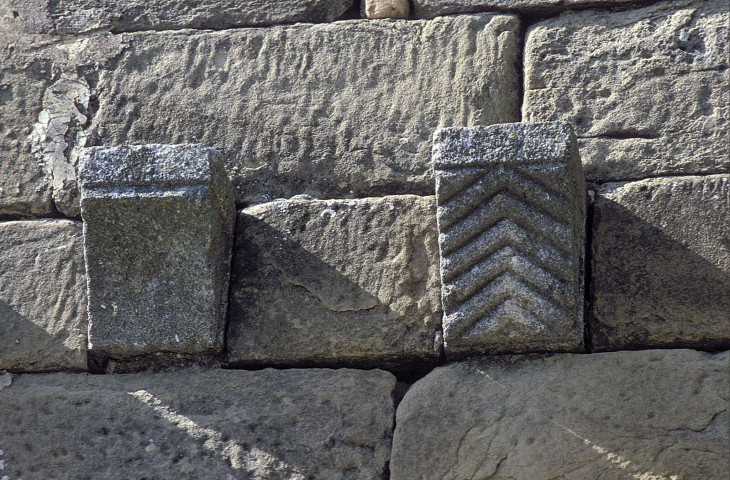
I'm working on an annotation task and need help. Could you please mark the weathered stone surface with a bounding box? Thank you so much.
[524,0,730,181]
[79,145,235,361]
[363,0,409,19]
[433,123,586,357]
[0,367,395,479]
[413,0,638,17]
[227,195,442,368]
[0,3,129,216]
[591,175,730,351]
[8,0,353,33]
[89,14,521,205]
[0,219,87,371]
[391,349,729,480]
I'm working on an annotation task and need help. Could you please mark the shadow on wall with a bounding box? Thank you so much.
[226,207,441,371]
[0,299,86,373]
[590,200,730,351]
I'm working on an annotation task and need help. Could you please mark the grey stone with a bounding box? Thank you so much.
[0,367,396,479]
[0,219,87,371]
[413,0,638,17]
[591,175,730,351]
[227,195,442,368]
[523,0,730,181]
[433,123,586,357]
[362,0,409,19]
[391,349,730,480]
[8,0,353,33]
[79,144,235,362]
[0,4,130,216]
[88,14,521,205]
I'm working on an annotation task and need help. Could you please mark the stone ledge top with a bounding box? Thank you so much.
[433,122,576,168]
[78,144,225,189]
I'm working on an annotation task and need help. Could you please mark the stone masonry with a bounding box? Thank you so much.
[227,195,442,369]
[1,0,728,478]
[433,123,586,357]
[79,145,235,363]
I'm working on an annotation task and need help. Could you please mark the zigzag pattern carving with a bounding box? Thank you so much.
[433,124,585,354]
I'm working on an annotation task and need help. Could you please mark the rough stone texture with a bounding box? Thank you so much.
[0,220,87,371]
[391,349,730,480]
[79,145,235,361]
[8,0,353,34]
[0,367,395,479]
[433,123,586,357]
[413,0,639,17]
[227,195,442,368]
[0,2,130,216]
[524,0,730,182]
[89,14,521,205]
[363,0,409,19]
[591,175,730,351]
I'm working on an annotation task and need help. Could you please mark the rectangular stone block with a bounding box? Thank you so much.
[9,0,353,34]
[0,219,87,371]
[0,367,395,479]
[523,0,729,181]
[433,122,586,357]
[391,349,729,480]
[413,0,637,18]
[227,195,442,368]
[78,144,235,362]
[0,9,129,217]
[591,174,730,351]
[88,14,521,204]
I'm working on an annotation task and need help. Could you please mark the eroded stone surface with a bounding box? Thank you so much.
[0,4,129,216]
[391,349,729,480]
[433,123,586,357]
[363,0,409,19]
[89,14,521,205]
[524,0,730,181]
[227,195,442,368]
[8,0,353,33]
[0,367,395,479]
[79,145,235,361]
[0,220,87,371]
[413,0,638,17]
[591,175,730,351]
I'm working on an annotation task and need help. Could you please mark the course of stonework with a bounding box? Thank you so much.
[1,0,728,478]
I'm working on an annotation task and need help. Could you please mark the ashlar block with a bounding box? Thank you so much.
[433,122,586,357]
[78,145,235,362]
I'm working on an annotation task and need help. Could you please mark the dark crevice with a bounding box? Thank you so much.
[583,131,660,140]
[592,170,730,186]
[583,187,596,353]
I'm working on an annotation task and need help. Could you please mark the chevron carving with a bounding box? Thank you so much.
[433,123,586,356]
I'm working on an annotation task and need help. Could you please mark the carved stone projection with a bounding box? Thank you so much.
[433,122,586,357]
[78,145,235,366]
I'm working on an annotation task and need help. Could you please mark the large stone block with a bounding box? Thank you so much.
[79,145,235,362]
[0,5,129,216]
[88,14,521,205]
[391,349,729,480]
[8,0,353,34]
[591,175,730,351]
[0,219,87,371]
[0,367,395,479]
[413,0,637,17]
[433,123,586,357]
[227,195,442,368]
[523,0,729,181]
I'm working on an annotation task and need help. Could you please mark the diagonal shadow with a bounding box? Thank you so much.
[590,199,730,351]
[226,209,441,371]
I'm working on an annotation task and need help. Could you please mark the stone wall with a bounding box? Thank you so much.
[0,0,728,478]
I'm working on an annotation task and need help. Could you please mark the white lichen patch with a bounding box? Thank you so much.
[0,374,12,391]
[29,73,91,217]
